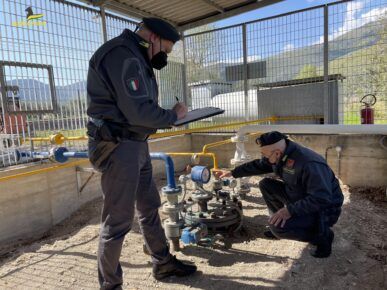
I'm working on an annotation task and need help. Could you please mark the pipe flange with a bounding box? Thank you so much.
[191,190,212,202]
[162,185,182,195]
[162,202,183,214]
[50,147,68,163]
[164,219,184,238]
[191,154,200,165]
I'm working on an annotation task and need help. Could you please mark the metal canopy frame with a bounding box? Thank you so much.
[81,0,283,32]
[0,61,58,114]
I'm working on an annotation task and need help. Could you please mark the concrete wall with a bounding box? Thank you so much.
[191,133,387,187]
[0,135,191,245]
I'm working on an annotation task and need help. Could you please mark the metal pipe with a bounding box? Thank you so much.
[166,152,219,169]
[325,146,334,161]
[15,148,179,189]
[0,160,89,182]
[63,151,89,158]
[21,116,319,144]
[202,140,231,153]
[237,125,387,137]
[149,152,177,189]
[323,5,330,124]
[335,146,342,178]
[100,6,108,43]
[202,132,262,154]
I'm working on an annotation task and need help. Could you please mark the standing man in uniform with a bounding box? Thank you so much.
[213,131,344,258]
[87,18,197,289]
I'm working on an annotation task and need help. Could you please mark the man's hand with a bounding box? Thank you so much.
[172,102,188,120]
[212,169,232,179]
[269,207,291,228]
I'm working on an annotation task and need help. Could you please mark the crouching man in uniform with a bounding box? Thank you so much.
[87,17,196,289]
[213,131,344,258]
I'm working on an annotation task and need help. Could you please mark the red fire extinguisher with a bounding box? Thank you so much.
[360,94,376,124]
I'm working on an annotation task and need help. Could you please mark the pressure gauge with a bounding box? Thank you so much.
[191,166,211,184]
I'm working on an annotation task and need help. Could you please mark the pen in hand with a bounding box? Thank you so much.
[172,96,188,121]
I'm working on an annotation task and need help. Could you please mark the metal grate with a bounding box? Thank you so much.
[184,0,387,127]
[0,0,102,166]
[0,0,386,168]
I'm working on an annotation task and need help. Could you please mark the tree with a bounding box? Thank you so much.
[353,13,387,123]
[184,24,222,83]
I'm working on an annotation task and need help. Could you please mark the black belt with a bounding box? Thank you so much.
[88,120,148,142]
[116,129,149,141]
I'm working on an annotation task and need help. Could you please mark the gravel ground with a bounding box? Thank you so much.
[0,175,385,290]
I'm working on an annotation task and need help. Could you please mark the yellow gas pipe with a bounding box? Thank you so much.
[22,115,320,145]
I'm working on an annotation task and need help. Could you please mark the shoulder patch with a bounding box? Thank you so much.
[121,58,148,98]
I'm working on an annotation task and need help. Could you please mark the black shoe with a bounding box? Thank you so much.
[153,255,197,280]
[263,230,278,239]
[310,229,334,258]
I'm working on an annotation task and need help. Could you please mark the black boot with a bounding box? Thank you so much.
[153,255,197,280]
[310,229,334,258]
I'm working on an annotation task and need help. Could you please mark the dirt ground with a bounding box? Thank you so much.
[0,175,386,290]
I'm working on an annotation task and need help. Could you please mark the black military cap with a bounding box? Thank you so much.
[256,131,288,146]
[142,17,180,43]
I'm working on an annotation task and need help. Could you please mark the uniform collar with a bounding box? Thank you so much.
[281,139,296,164]
[121,29,152,68]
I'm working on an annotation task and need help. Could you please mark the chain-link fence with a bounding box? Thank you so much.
[0,0,386,167]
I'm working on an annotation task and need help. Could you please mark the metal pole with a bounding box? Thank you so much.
[100,6,108,43]
[182,32,188,106]
[323,5,329,124]
[242,24,249,121]
[182,32,190,129]
[0,65,8,114]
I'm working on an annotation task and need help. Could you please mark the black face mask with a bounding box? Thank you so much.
[151,38,168,70]
[151,51,168,70]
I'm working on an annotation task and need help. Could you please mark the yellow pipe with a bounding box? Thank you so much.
[0,160,89,182]
[22,134,89,145]
[168,132,265,170]
[166,152,219,169]
[150,117,276,139]
[21,115,323,144]
[22,117,275,144]
[202,140,231,153]
[2,115,321,182]
[201,132,263,153]
[24,121,258,144]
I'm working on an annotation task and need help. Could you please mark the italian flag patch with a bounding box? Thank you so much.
[129,79,139,91]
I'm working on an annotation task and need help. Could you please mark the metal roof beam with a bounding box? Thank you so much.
[178,0,282,31]
[81,0,178,25]
[199,0,225,13]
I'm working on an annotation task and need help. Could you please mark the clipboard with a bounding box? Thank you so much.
[173,107,225,126]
